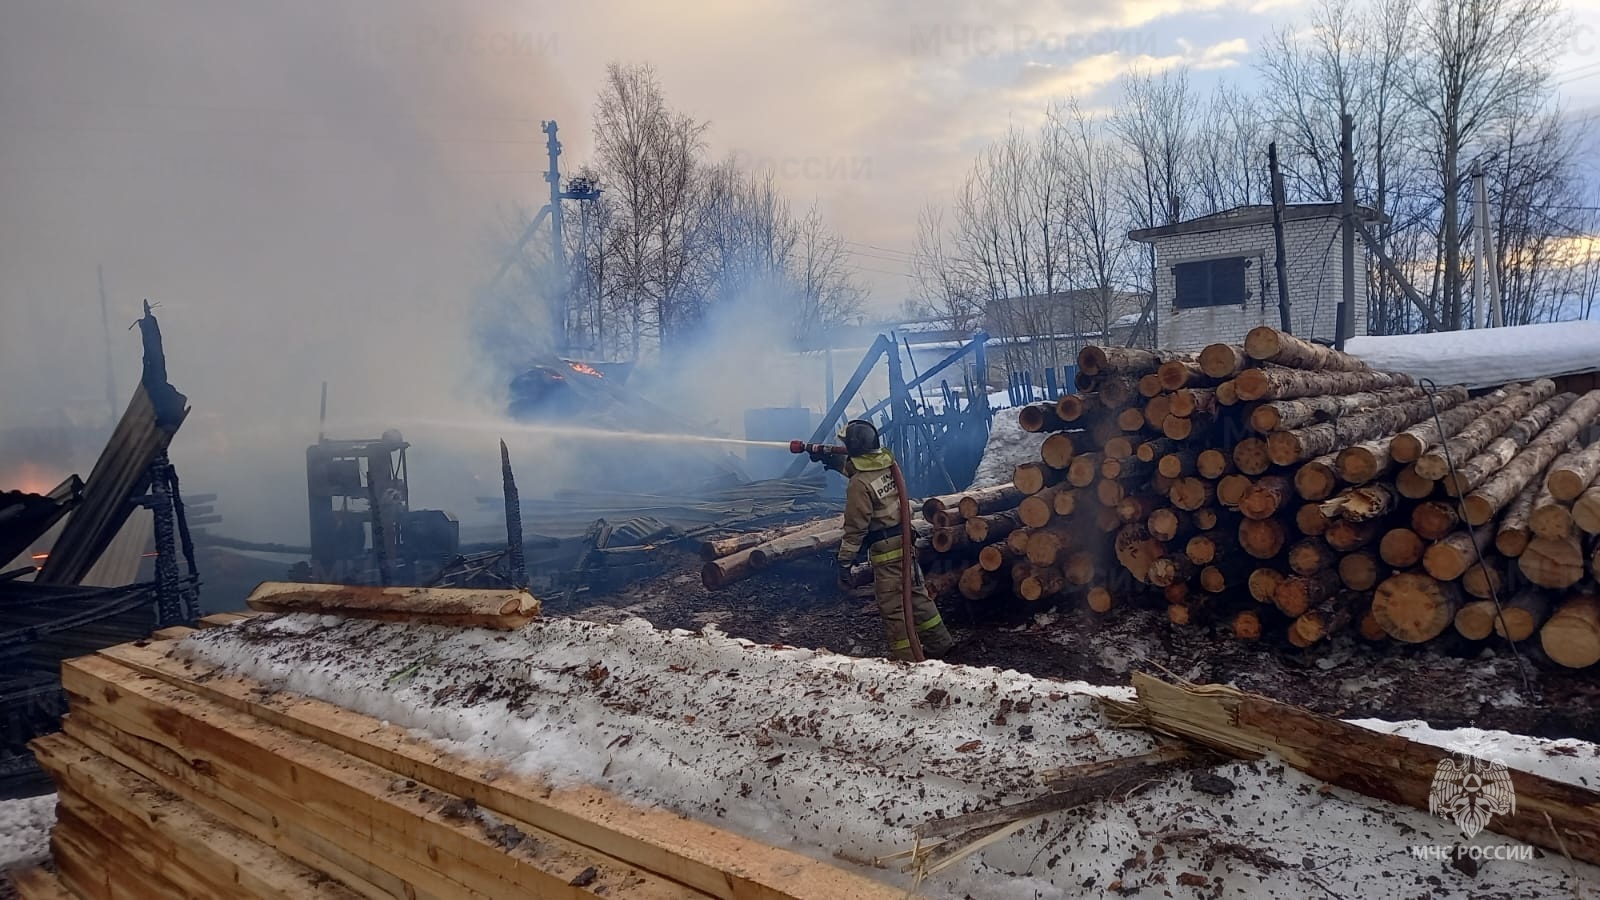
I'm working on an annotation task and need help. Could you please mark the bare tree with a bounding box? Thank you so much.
[1113,68,1194,346]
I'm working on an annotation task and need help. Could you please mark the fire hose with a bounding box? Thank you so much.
[789,441,924,662]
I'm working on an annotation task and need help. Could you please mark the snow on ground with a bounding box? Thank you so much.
[970,413,1047,490]
[1351,718,1600,792]
[0,795,54,872]
[178,616,1598,899]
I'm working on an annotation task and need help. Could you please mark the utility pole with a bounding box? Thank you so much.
[542,121,568,348]
[97,265,118,423]
[1472,161,1502,328]
[1336,113,1356,350]
[1268,142,1292,333]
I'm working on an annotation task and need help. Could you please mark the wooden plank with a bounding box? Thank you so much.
[8,867,76,900]
[197,612,256,629]
[52,809,179,900]
[245,583,538,629]
[148,626,195,641]
[36,732,364,900]
[62,655,714,900]
[97,641,909,900]
[1119,672,1600,864]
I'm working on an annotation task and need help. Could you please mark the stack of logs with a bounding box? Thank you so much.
[956,326,1600,669]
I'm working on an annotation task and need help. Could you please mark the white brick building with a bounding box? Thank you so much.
[1128,204,1382,350]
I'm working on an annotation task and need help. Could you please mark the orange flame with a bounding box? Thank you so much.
[30,553,47,561]
[567,361,603,378]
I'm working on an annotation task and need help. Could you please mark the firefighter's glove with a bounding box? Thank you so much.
[835,562,854,592]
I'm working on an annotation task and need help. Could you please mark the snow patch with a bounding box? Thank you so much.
[0,795,54,871]
[970,413,1048,490]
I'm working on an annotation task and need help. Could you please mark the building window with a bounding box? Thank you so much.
[1173,256,1251,309]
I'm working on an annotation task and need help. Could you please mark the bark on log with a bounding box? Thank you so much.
[1018,566,1067,602]
[931,527,972,554]
[1240,476,1294,521]
[1539,595,1600,669]
[1379,528,1426,568]
[1293,454,1341,502]
[1102,456,1154,482]
[957,483,1026,519]
[1114,525,1165,583]
[1232,367,1413,403]
[244,583,539,629]
[1168,388,1217,418]
[1015,462,1064,496]
[1465,390,1600,525]
[1321,483,1399,523]
[1495,470,1545,558]
[1232,438,1272,476]
[1440,393,1575,496]
[1250,386,1423,434]
[1274,570,1341,618]
[1372,573,1462,643]
[1550,438,1600,501]
[1266,387,1468,466]
[1529,480,1575,541]
[1018,402,1068,433]
[700,520,821,560]
[959,565,1003,600]
[1079,346,1176,377]
[1337,551,1383,591]
[1292,597,1355,645]
[1415,382,1559,480]
[1295,503,1332,536]
[1097,376,1141,408]
[1325,519,1381,552]
[978,543,1017,573]
[1493,591,1551,642]
[1288,538,1336,576]
[1335,437,1395,485]
[1389,386,1521,463]
[1159,359,1215,391]
[1137,438,1180,464]
[1117,494,1160,525]
[1026,525,1077,567]
[1239,518,1288,559]
[703,521,844,588]
[1161,413,1208,442]
[1055,393,1099,422]
[1519,534,1587,589]
[1157,451,1198,479]
[1169,477,1217,512]
[1395,464,1436,499]
[1575,485,1600,536]
[1198,343,1248,379]
[1244,326,1371,372]
[1421,525,1495,581]
[966,509,1021,544]
[1196,449,1234,479]
[1019,486,1072,529]
[1248,568,1285,603]
[1041,433,1078,469]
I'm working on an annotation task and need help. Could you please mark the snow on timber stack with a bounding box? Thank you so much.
[980,325,1600,667]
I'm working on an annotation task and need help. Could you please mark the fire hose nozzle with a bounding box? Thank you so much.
[790,440,847,456]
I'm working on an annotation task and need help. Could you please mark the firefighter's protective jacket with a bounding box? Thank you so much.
[837,448,901,564]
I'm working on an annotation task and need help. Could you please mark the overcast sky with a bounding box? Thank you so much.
[2,0,1599,533]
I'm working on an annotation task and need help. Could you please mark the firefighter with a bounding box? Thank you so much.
[830,419,955,661]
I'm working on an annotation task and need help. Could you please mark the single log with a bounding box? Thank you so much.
[1295,503,1331,536]
[1169,477,1217,512]
[1019,486,1072,528]
[1168,388,1217,419]
[1018,566,1067,602]
[1232,610,1263,640]
[1006,528,1033,556]
[1389,385,1529,462]
[931,527,971,554]
[1287,538,1336,576]
[1519,534,1587,589]
[1232,438,1272,476]
[244,583,539,629]
[1274,570,1341,618]
[1198,343,1248,379]
[1018,403,1067,433]
[1094,504,1123,532]
[1147,556,1198,588]
[1461,558,1504,600]
[1015,462,1064,496]
[1097,376,1140,408]
[1147,508,1192,543]
[1441,393,1575,496]
[1292,598,1355,645]
[1101,456,1154,482]
[1325,519,1381,552]
[966,509,1021,544]
[1495,477,1543,557]
[1214,380,1239,406]
[1066,454,1101,488]
[1095,479,1125,507]
[1079,346,1171,377]
[1144,393,1174,428]
[1552,438,1600,501]
[1410,500,1461,541]
[1217,474,1254,508]
[1196,448,1234,479]
[1240,475,1294,521]
[1372,573,1463,643]
[1293,454,1341,502]
[978,543,1016,573]
[1415,382,1560,481]
[700,522,815,560]
[1054,489,1080,517]
[1199,560,1249,594]
[1244,326,1371,372]
[959,565,1002,600]
[1114,524,1165,583]
[1086,586,1115,613]
[1395,464,1436,500]
[1529,493,1576,541]
[1573,485,1600,535]
[1239,518,1288,559]
[1026,525,1076,567]
[1169,582,1192,608]
[1056,393,1099,422]
[1336,437,1394,485]
[1138,373,1165,400]
[1167,603,1197,626]
[1157,451,1197,480]
[1422,525,1495,581]
[1137,438,1179,464]
[1185,531,1237,567]
[1161,412,1208,442]
[1266,387,1469,466]
[1120,406,1151,432]
[1358,611,1388,641]
[1493,591,1552,642]
[1251,386,1425,434]
[1337,551,1383,591]
[1248,567,1285,603]
[1539,595,1600,668]
[934,508,966,528]
[1159,359,1214,391]
[1040,432,1078,469]
[1194,508,1220,531]
[1105,436,1136,461]
[1117,494,1160,525]
[958,483,1026,519]
[1064,551,1097,586]
[1465,390,1600,525]
[1456,599,1503,640]
[1232,367,1413,403]
[1323,482,1400,524]
[1379,528,1426,568]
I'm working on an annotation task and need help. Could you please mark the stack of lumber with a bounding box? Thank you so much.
[990,326,1600,668]
[19,624,906,900]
